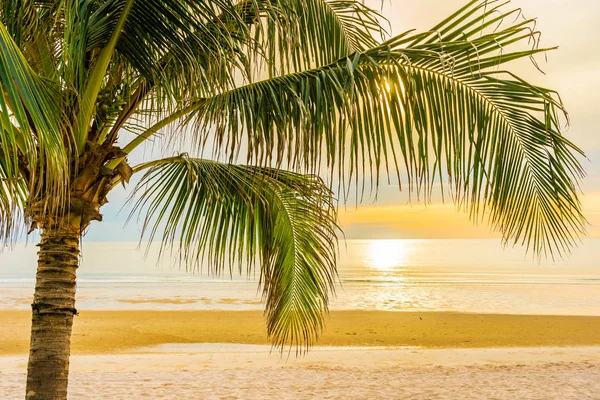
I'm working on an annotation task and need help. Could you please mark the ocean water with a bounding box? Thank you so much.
[1,239,599,315]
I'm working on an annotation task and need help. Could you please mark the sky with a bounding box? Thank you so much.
[84,0,600,242]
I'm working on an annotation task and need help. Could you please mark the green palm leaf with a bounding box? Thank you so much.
[168,1,585,256]
[0,20,69,215]
[128,155,338,349]
[255,0,385,74]
[100,0,385,144]
[0,154,27,241]
[60,0,384,148]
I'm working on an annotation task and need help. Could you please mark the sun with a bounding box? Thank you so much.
[366,240,410,270]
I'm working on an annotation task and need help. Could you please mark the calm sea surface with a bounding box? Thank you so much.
[1,239,599,315]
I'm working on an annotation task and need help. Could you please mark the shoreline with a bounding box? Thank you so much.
[2,310,600,355]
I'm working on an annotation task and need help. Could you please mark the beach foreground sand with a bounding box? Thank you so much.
[1,346,599,399]
[2,311,599,399]
[2,310,600,354]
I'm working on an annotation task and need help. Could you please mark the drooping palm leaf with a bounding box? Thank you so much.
[155,1,584,256]
[128,155,338,349]
[0,154,27,241]
[254,0,385,75]
[0,20,69,214]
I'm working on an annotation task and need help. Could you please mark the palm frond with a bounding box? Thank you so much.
[0,0,41,46]
[107,0,385,130]
[0,20,70,214]
[0,1,385,156]
[76,0,134,152]
[103,0,252,98]
[255,0,385,75]
[171,0,585,256]
[0,154,27,241]
[128,155,338,349]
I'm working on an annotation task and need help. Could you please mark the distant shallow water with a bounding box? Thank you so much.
[2,239,599,315]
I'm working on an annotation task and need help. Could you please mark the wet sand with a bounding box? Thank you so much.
[2,310,600,355]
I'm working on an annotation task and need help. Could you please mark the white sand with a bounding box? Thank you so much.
[1,346,599,399]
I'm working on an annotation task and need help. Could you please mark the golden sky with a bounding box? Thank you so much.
[339,194,600,239]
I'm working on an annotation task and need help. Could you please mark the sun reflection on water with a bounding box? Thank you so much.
[366,240,412,271]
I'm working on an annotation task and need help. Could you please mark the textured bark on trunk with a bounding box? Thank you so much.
[26,224,80,400]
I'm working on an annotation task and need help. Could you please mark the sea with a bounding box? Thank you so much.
[1,239,599,315]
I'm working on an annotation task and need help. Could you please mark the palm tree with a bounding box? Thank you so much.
[0,0,585,398]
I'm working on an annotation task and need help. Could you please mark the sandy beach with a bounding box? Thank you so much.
[1,345,599,399]
[2,310,600,355]
[2,311,600,398]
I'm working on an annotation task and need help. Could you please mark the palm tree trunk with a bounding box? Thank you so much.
[26,224,80,400]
